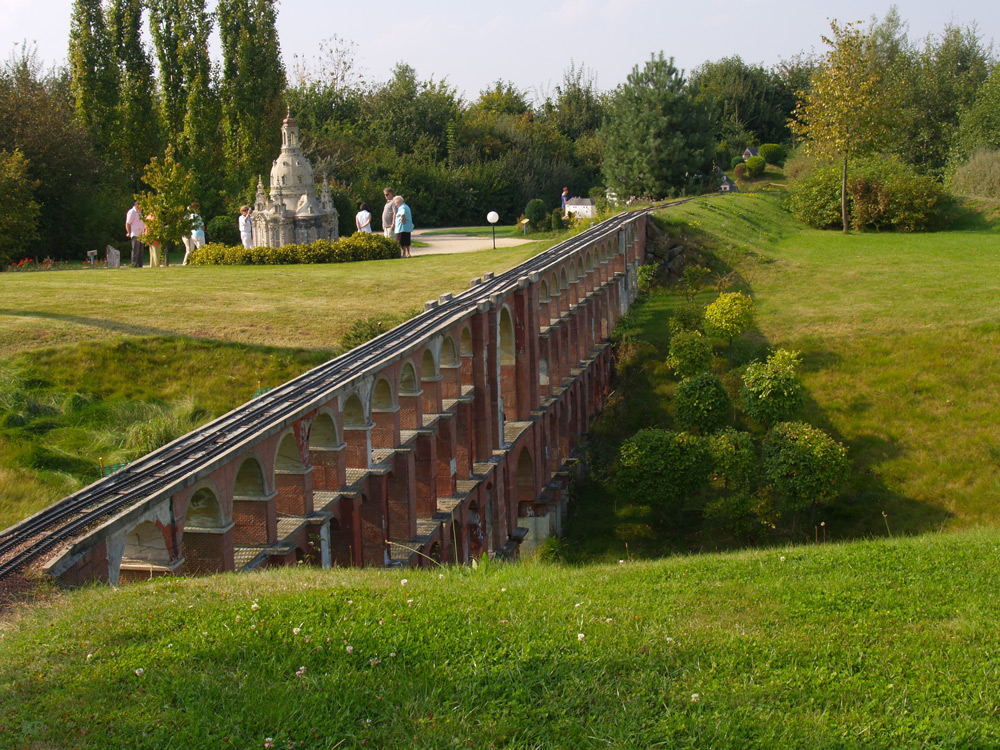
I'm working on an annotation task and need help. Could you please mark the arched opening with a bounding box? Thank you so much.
[123,521,170,564]
[440,336,462,399]
[421,348,442,414]
[539,279,549,302]
[460,326,473,356]
[399,362,419,395]
[310,412,339,449]
[186,488,223,528]
[499,307,515,365]
[372,378,395,411]
[539,357,549,387]
[309,412,343,492]
[342,393,370,469]
[516,447,535,517]
[234,457,266,497]
[343,394,366,429]
[498,306,518,426]
[276,433,304,471]
[398,361,421,430]
[370,377,398,450]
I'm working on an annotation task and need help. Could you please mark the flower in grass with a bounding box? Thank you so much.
[264,739,274,749]
[407,599,413,605]
[606,618,613,624]
[577,633,585,642]
[780,556,786,562]
[369,658,381,666]
[439,574,445,579]
[235,615,242,623]
[575,602,582,608]
[251,601,260,611]
[292,627,301,636]
[135,668,144,676]
[691,693,700,703]
[346,645,354,653]
[400,579,408,586]
[86,653,93,661]
[295,666,307,678]
[390,652,396,658]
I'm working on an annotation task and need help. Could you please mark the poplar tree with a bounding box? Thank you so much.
[108,0,161,191]
[68,0,118,153]
[790,21,893,233]
[148,0,186,144]
[217,0,286,197]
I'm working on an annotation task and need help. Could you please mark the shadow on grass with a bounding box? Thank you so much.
[0,309,184,339]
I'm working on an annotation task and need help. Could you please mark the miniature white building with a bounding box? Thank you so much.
[565,197,597,220]
[251,110,338,248]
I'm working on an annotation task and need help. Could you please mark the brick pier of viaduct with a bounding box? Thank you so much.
[32,212,647,586]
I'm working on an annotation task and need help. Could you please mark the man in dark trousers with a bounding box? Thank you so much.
[125,201,146,268]
[382,188,397,240]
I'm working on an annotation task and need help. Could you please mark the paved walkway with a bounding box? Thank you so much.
[409,228,532,256]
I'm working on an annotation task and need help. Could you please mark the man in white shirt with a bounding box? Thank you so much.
[125,201,146,268]
[381,189,396,240]
[239,205,253,249]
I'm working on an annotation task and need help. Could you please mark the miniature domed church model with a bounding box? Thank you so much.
[251,109,338,247]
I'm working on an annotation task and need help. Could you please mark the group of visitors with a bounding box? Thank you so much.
[124,201,206,268]
[357,188,412,258]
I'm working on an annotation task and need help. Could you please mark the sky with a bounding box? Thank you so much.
[1,0,998,101]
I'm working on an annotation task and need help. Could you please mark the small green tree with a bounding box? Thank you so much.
[763,421,849,529]
[525,198,547,230]
[741,349,803,428]
[758,143,787,165]
[708,427,758,496]
[666,329,712,378]
[616,428,711,523]
[704,291,755,364]
[550,209,564,232]
[745,155,766,178]
[675,372,731,434]
[682,264,712,301]
[135,146,196,248]
[0,149,41,267]
[668,301,704,335]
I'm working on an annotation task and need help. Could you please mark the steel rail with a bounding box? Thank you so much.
[0,207,653,580]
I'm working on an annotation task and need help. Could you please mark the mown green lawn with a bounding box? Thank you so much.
[2,529,999,748]
[0,244,545,529]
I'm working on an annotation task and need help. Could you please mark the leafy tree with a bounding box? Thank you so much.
[690,56,795,147]
[525,199,548,230]
[108,0,161,191]
[474,80,531,117]
[758,143,787,165]
[708,427,758,497]
[0,149,41,267]
[666,329,712,378]
[616,428,711,522]
[704,291,755,362]
[135,146,196,248]
[68,0,118,154]
[790,20,895,232]
[950,149,1000,199]
[949,67,1000,174]
[217,0,286,196]
[745,155,766,178]
[763,421,849,527]
[541,61,606,141]
[741,349,803,428]
[0,47,104,258]
[602,53,716,199]
[674,373,731,434]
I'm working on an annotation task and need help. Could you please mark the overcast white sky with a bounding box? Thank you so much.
[2,0,997,100]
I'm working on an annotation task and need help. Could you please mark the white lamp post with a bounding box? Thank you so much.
[487,211,499,249]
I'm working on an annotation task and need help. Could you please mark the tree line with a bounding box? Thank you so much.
[1,3,998,266]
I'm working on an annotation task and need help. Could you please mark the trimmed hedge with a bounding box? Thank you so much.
[188,233,401,266]
[758,143,787,166]
[745,155,766,179]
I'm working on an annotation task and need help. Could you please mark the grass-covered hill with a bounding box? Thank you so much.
[0,243,542,530]
[3,194,1000,746]
[2,529,1000,748]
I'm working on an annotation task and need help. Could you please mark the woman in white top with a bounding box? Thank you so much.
[355,202,372,233]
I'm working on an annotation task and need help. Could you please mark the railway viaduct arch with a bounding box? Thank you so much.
[3,211,648,587]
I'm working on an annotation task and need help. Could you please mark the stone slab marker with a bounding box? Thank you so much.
[106,245,120,268]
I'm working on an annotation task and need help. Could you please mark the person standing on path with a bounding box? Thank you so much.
[561,186,569,216]
[125,201,146,268]
[355,202,372,233]
[182,203,205,265]
[239,206,253,249]
[393,195,413,258]
[382,188,396,240]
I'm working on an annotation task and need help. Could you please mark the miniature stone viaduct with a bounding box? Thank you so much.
[4,210,648,587]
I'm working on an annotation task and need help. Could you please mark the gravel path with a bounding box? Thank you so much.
[409,228,533,256]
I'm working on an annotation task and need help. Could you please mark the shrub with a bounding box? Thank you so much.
[763,421,849,516]
[730,155,744,170]
[525,199,548,230]
[336,232,400,262]
[616,428,711,521]
[704,292,755,347]
[741,349,802,428]
[703,490,774,538]
[666,329,712,378]
[758,143,787,166]
[950,149,1000,198]
[668,301,704,335]
[733,163,747,181]
[708,427,758,496]
[745,155,766,179]
[791,156,949,231]
[205,215,240,246]
[674,372,731,433]
[187,242,229,265]
[637,263,658,293]
[550,210,564,232]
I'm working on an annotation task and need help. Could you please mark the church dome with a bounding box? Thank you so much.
[269,111,314,205]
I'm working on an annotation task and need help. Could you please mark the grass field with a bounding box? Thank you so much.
[2,529,999,748]
[0,244,545,530]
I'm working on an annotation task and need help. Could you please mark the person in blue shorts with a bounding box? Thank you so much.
[393,195,413,258]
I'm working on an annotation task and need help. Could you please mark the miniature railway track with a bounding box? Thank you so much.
[0,205,659,582]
